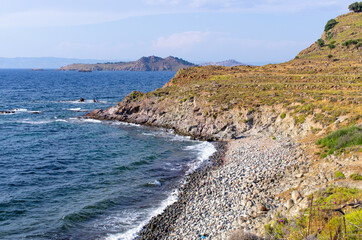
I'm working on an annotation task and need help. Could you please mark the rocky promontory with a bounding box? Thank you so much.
[59,56,196,71]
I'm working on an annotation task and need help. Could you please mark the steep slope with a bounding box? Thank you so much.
[86,12,361,141]
[297,12,361,61]
[59,56,196,71]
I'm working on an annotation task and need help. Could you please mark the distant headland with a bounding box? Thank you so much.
[59,56,196,72]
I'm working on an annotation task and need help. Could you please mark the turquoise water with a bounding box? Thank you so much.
[0,70,215,240]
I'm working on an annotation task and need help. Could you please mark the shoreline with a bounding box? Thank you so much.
[135,135,310,239]
[136,141,227,239]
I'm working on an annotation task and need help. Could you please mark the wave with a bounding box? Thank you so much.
[0,109,41,115]
[64,107,82,112]
[19,120,55,125]
[141,130,191,142]
[61,198,119,227]
[105,189,178,240]
[68,118,102,124]
[184,141,216,174]
[17,118,67,125]
[18,117,103,125]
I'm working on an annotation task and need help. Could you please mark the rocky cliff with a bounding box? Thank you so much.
[59,56,196,71]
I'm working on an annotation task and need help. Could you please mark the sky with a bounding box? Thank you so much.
[0,0,354,64]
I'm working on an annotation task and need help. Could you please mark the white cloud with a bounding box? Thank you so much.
[55,41,133,59]
[0,0,351,29]
[0,10,126,28]
[144,0,350,12]
[154,31,210,49]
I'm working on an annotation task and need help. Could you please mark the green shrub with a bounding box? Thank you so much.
[342,39,362,48]
[348,2,362,12]
[350,173,362,180]
[127,91,144,101]
[335,171,346,179]
[324,19,338,32]
[280,113,286,119]
[317,38,325,47]
[316,125,362,156]
[326,31,334,41]
[328,44,336,49]
[328,54,333,59]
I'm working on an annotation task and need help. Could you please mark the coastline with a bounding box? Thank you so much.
[84,112,314,239]
[134,135,312,240]
[136,141,227,239]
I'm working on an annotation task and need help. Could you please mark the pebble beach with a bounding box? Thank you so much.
[137,136,309,239]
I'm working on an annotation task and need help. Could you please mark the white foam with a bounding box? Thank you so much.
[68,118,102,124]
[11,108,28,112]
[104,189,178,240]
[184,141,217,174]
[141,130,191,142]
[148,179,161,186]
[110,121,142,127]
[66,108,82,111]
[19,120,53,125]
[83,119,102,123]
[4,109,41,114]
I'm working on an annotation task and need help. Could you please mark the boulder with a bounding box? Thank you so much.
[291,190,301,202]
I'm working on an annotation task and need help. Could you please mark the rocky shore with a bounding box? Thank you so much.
[135,136,311,240]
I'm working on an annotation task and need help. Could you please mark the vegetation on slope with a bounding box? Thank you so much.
[137,12,361,131]
[316,125,362,158]
[264,187,362,240]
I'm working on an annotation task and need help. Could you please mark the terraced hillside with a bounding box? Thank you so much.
[87,12,361,141]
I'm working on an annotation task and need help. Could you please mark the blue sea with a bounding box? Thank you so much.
[0,70,215,240]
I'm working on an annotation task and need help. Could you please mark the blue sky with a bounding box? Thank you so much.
[0,0,353,63]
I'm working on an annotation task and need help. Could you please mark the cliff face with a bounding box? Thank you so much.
[59,56,196,71]
[85,12,362,140]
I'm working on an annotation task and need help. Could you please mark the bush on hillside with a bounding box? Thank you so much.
[342,39,362,48]
[324,19,338,32]
[317,38,325,47]
[348,2,362,12]
[316,125,362,156]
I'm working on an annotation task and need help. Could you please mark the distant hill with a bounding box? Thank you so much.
[60,56,196,71]
[200,59,245,67]
[0,57,109,69]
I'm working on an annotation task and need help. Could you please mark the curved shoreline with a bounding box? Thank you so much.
[136,141,227,239]
[134,136,311,240]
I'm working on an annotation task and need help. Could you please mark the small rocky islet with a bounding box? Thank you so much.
[86,10,362,240]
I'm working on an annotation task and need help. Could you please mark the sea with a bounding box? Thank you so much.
[0,69,216,240]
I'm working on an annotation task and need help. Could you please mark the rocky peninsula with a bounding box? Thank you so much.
[59,56,195,72]
[86,11,361,239]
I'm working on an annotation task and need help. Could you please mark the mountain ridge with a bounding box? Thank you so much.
[200,59,245,67]
[59,56,196,71]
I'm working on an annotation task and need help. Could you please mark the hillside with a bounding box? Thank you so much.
[87,12,361,140]
[85,12,361,240]
[59,56,195,71]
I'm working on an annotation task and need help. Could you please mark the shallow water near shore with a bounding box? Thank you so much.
[0,69,216,240]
